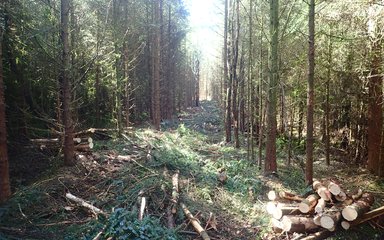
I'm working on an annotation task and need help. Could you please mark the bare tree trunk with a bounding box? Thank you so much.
[367,3,383,176]
[325,28,332,166]
[306,0,315,185]
[232,0,240,148]
[113,0,122,133]
[257,14,264,169]
[152,0,161,130]
[61,0,75,166]
[224,0,231,143]
[265,0,279,174]
[247,0,253,161]
[0,25,11,203]
[288,100,294,166]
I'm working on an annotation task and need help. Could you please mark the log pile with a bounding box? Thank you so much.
[268,179,384,238]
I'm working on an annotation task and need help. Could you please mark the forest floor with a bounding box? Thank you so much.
[1,101,384,240]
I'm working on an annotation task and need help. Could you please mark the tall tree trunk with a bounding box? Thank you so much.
[61,0,75,165]
[257,14,264,169]
[247,0,253,161]
[306,0,315,185]
[232,0,240,148]
[368,46,382,174]
[367,3,383,176]
[280,86,285,134]
[0,25,11,203]
[265,0,279,173]
[224,0,231,143]
[195,58,200,107]
[113,0,122,133]
[152,0,161,130]
[325,28,332,166]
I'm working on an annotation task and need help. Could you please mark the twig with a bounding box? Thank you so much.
[35,220,88,226]
[18,204,33,225]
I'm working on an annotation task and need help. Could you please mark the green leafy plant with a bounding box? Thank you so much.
[87,208,180,240]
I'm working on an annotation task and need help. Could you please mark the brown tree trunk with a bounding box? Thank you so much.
[367,17,383,175]
[325,28,332,166]
[265,0,279,173]
[0,26,11,203]
[305,0,315,185]
[61,0,75,166]
[257,16,264,169]
[224,0,231,143]
[232,0,240,148]
[152,0,161,130]
[298,99,304,143]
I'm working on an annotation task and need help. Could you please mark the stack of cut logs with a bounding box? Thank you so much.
[268,179,384,237]
[30,137,93,152]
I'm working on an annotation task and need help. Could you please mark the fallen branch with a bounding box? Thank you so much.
[65,192,107,216]
[181,203,210,240]
[171,171,180,214]
[167,207,175,229]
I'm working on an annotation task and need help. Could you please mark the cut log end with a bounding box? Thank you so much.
[342,206,358,221]
[328,182,341,195]
[299,202,311,213]
[268,190,277,201]
[267,202,276,215]
[320,215,334,229]
[341,221,350,230]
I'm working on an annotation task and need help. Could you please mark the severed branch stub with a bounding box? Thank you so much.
[181,202,210,240]
[65,192,107,216]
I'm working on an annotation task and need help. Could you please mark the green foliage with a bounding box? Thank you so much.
[86,208,180,240]
[279,166,307,194]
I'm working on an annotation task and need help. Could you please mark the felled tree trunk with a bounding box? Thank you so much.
[299,194,319,213]
[279,216,318,233]
[342,193,374,221]
[320,209,341,230]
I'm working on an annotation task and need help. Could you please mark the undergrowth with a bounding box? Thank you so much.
[83,208,180,240]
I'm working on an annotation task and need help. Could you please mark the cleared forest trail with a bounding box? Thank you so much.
[1,101,384,240]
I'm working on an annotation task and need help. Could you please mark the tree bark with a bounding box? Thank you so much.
[367,2,383,176]
[152,1,161,130]
[232,0,240,148]
[342,193,374,221]
[325,28,332,166]
[306,0,315,185]
[0,25,11,203]
[61,0,75,166]
[224,0,231,143]
[265,0,279,173]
